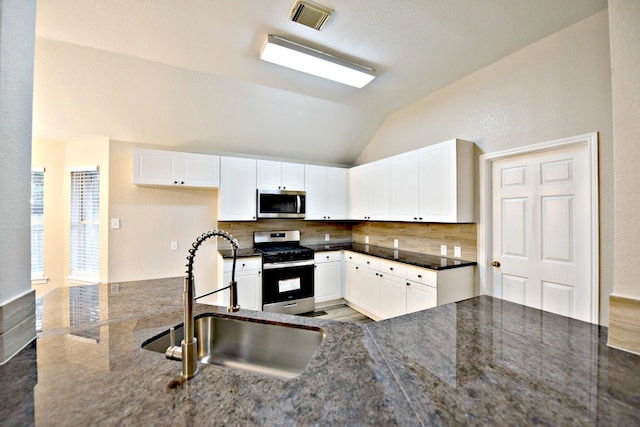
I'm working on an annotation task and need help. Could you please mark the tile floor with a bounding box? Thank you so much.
[302,304,374,324]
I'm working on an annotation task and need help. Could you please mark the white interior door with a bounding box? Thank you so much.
[491,144,594,322]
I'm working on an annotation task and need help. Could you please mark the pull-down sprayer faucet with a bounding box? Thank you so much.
[168,229,240,380]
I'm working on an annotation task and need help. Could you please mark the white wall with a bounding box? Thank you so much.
[108,141,219,291]
[0,0,37,360]
[610,0,640,300]
[356,11,613,324]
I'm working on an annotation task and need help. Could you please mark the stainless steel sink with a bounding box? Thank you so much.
[142,313,325,379]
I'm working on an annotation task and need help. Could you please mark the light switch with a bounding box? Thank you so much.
[171,241,178,251]
[111,218,121,229]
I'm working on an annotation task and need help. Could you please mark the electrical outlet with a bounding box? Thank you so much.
[170,241,178,251]
[454,246,461,257]
[365,236,369,244]
[440,245,447,256]
[325,233,330,241]
[110,218,121,229]
[393,239,399,248]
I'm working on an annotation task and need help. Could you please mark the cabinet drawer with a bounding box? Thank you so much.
[344,252,380,270]
[314,251,342,263]
[379,260,406,278]
[405,266,437,286]
[224,257,261,273]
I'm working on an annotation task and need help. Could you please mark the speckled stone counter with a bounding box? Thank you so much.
[1,279,639,426]
[306,242,476,270]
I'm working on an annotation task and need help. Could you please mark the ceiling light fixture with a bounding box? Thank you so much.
[259,35,376,88]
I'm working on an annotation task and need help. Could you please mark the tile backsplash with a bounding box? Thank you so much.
[218,220,352,248]
[218,220,477,261]
[352,222,477,261]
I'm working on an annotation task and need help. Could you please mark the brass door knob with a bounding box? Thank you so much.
[492,261,501,267]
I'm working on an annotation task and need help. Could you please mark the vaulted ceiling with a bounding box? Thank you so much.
[33,0,607,165]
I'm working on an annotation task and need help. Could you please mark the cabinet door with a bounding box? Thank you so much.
[419,139,475,222]
[179,153,220,187]
[348,165,368,220]
[325,167,347,220]
[344,262,360,303]
[281,162,305,190]
[367,159,390,220]
[406,280,437,313]
[419,143,454,220]
[359,267,380,316]
[222,271,262,311]
[256,160,281,190]
[390,151,420,221]
[133,148,178,185]
[220,156,257,221]
[378,273,406,319]
[314,261,342,303]
[304,165,326,220]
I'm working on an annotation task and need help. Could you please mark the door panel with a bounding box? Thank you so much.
[492,145,592,322]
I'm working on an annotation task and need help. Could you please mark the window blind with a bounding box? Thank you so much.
[31,170,45,279]
[70,168,100,279]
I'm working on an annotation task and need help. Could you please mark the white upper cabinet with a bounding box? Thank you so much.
[133,148,220,188]
[348,159,390,221]
[388,139,475,223]
[419,139,475,223]
[305,165,347,220]
[389,151,420,221]
[220,156,257,221]
[257,160,305,191]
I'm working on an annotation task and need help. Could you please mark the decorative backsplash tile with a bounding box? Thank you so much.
[352,222,477,261]
[217,220,352,249]
[218,220,477,261]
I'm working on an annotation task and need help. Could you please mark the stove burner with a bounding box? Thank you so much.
[253,230,314,264]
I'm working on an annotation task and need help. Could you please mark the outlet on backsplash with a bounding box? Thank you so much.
[454,246,461,257]
[440,245,447,256]
[393,239,399,249]
[365,235,369,244]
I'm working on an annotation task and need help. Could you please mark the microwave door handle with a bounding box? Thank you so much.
[297,195,301,214]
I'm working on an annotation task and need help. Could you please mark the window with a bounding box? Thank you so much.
[70,168,100,280]
[31,169,45,281]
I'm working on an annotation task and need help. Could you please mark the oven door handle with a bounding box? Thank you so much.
[263,259,315,270]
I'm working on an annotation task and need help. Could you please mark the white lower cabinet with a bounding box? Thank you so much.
[343,251,475,320]
[378,273,406,319]
[314,251,342,305]
[219,257,262,311]
[406,280,437,314]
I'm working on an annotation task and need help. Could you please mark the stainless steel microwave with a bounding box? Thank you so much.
[257,190,306,219]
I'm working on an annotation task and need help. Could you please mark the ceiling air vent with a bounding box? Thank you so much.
[289,0,332,31]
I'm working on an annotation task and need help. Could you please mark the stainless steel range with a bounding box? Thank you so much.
[254,230,314,315]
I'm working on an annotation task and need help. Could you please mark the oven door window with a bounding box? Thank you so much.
[262,264,314,305]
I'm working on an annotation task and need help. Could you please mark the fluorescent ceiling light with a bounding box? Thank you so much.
[260,35,376,88]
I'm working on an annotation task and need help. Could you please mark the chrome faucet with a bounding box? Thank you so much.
[167,229,240,380]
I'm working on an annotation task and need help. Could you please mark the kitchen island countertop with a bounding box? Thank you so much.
[2,278,639,425]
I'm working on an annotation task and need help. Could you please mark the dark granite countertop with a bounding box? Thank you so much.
[5,278,638,425]
[221,242,476,271]
[218,247,261,259]
[307,242,477,270]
